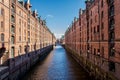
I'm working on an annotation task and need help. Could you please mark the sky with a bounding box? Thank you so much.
[30,0,86,38]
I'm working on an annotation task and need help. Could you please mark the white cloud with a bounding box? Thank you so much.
[47,14,54,18]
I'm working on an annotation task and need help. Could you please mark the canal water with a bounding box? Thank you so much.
[23,45,91,80]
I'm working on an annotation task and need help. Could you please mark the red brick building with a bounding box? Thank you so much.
[0,0,56,65]
[65,0,120,80]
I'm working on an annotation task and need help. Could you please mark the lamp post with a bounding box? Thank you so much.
[112,47,120,55]
[87,49,90,58]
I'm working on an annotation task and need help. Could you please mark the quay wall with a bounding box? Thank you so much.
[0,45,53,80]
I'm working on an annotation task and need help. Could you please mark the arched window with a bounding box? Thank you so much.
[1,33,4,41]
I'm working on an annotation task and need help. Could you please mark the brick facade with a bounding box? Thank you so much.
[65,0,120,79]
[0,0,56,64]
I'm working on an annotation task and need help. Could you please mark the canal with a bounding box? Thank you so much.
[23,45,91,80]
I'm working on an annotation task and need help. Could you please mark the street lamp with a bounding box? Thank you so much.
[97,52,100,56]
[87,49,90,58]
[112,47,120,55]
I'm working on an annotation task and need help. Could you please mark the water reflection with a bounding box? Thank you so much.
[23,45,91,80]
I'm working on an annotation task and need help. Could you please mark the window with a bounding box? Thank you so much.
[11,25,15,33]
[28,24,30,29]
[79,20,81,26]
[101,47,104,57]
[28,18,30,23]
[90,19,92,25]
[101,11,104,19]
[94,48,96,55]
[101,22,104,29]
[11,47,15,58]
[91,11,92,16]
[0,8,4,16]
[11,4,15,12]
[97,25,100,32]
[109,6,114,16]
[91,28,92,32]
[0,21,4,32]
[95,15,97,22]
[11,36,15,44]
[80,27,81,31]
[1,33,4,41]
[19,19,21,25]
[110,19,114,30]
[110,31,115,41]
[11,15,15,23]
[101,0,104,7]
[19,11,21,16]
[24,22,26,27]
[19,28,21,34]
[102,33,104,40]
[28,31,30,36]
[19,36,21,41]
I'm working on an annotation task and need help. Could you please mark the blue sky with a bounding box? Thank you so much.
[30,0,85,38]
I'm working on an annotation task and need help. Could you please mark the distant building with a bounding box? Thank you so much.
[59,35,65,45]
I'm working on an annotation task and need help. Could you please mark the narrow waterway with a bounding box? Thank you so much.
[23,45,91,80]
